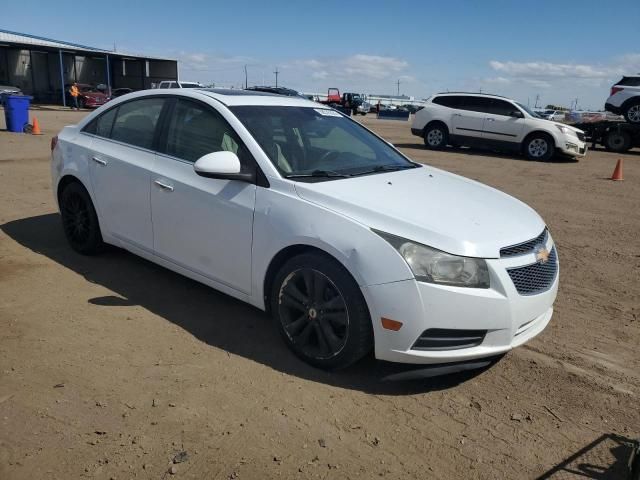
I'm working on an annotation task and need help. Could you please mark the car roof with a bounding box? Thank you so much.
[434,92,511,100]
[194,88,318,107]
[122,87,320,108]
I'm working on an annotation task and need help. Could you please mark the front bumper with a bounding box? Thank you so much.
[361,234,558,365]
[559,137,588,157]
[411,127,423,137]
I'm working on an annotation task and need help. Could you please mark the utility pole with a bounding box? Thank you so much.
[244,65,248,89]
[274,67,279,87]
[396,79,401,96]
[534,94,540,108]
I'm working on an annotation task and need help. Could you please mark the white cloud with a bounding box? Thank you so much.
[311,70,329,80]
[490,60,615,79]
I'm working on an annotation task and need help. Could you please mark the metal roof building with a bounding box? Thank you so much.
[0,30,178,106]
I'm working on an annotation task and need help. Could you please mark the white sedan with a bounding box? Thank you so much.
[51,89,558,371]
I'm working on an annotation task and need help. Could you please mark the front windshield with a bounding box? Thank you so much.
[516,102,540,118]
[231,106,415,180]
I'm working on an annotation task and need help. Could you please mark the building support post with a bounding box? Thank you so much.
[105,54,111,96]
[58,49,66,107]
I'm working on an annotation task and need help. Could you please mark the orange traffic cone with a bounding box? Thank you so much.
[611,159,623,181]
[31,117,43,135]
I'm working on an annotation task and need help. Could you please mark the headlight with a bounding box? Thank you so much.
[555,124,569,134]
[374,230,490,288]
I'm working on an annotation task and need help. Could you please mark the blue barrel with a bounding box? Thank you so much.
[3,95,32,133]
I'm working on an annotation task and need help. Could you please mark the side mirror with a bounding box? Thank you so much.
[510,110,524,118]
[193,151,254,182]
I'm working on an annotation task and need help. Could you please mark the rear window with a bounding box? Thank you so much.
[617,77,640,87]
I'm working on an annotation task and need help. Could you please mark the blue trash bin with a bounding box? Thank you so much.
[4,95,32,133]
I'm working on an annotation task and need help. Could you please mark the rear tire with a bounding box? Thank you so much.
[59,181,104,255]
[270,252,373,370]
[423,123,448,150]
[604,130,632,152]
[523,133,555,161]
[623,100,640,124]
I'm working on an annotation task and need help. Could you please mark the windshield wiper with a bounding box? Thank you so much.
[350,164,419,176]
[284,169,351,179]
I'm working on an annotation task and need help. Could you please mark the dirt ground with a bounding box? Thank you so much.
[0,108,638,480]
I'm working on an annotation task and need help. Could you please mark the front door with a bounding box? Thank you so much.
[150,98,256,294]
[88,97,166,251]
[481,99,526,143]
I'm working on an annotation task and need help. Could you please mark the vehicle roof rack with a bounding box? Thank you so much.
[434,91,509,99]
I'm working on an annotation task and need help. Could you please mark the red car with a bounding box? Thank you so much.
[67,84,109,108]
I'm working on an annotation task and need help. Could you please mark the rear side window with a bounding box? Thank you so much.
[164,99,248,164]
[83,107,117,138]
[617,77,640,86]
[111,98,165,149]
[432,96,460,108]
[170,82,180,89]
[460,96,493,113]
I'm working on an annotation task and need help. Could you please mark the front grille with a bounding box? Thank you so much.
[412,328,487,351]
[577,132,586,142]
[507,247,558,295]
[500,228,547,257]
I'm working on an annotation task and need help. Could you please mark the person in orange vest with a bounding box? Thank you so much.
[69,82,80,110]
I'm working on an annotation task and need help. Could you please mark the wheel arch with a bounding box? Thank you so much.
[424,119,449,136]
[522,129,557,151]
[56,174,87,205]
[262,244,361,315]
[620,96,640,112]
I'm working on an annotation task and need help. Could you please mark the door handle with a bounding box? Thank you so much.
[92,156,107,166]
[486,118,495,121]
[452,113,462,117]
[154,180,174,192]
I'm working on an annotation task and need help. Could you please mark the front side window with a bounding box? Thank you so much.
[111,98,165,149]
[164,99,247,164]
[231,106,416,180]
[83,106,117,138]
[490,99,518,116]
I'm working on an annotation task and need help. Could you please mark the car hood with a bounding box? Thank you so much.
[82,92,107,99]
[294,166,546,258]
[533,117,584,134]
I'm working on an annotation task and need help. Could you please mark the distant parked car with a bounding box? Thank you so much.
[110,88,133,98]
[605,75,640,123]
[0,85,22,105]
[155,80,203,89]
[66,84,109,109]
[411,92,587,160]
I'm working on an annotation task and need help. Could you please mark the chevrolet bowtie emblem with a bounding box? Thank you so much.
[535,245,550,264]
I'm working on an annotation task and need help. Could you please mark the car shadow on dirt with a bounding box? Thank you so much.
[393,143,580,163]
[1,213,493,396]
[536,433,638,479]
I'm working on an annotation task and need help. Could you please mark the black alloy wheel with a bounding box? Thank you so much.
[59,182,103,255]
[271,253,373,369]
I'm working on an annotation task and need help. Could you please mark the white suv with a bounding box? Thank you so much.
[155,80,203,89]
[605,76,640,123]
[411,93,587,161]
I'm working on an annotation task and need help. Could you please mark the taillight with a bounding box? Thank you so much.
[611,86,624,96]
[51,135,58,152]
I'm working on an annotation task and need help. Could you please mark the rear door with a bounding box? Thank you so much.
[150,97,257,294]
[450,96,488,139]
[86,97,167,251]
[481,99,526,143]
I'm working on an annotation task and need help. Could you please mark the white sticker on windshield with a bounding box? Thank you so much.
[314,108,343,117]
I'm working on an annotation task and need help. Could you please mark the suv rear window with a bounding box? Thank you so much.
[617,77,640,87]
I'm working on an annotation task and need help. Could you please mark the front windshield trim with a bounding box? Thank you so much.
[230,105,418,182]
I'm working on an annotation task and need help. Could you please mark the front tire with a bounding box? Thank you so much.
[523,133,555,161]
[623,101,640,124]
[59,182,104,255]
[423,123,448,149]
[270,253,373,370]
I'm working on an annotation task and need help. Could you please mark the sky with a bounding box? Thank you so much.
[3,0,640,110]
